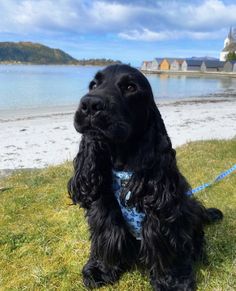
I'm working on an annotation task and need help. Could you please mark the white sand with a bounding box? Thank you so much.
[0,98,236,170]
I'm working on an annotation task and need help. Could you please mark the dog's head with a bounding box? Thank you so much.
[74,64,156,142]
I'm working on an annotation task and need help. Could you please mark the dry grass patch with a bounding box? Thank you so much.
[0,140,235,290]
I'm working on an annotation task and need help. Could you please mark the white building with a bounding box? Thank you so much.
[170,59,184,71]
[220,27,236,61]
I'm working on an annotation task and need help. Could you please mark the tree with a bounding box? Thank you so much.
[226,51,236,61]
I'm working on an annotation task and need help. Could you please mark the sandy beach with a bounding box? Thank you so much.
[0,96,236,170]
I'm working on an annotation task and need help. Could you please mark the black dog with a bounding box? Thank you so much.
[68,64,223,290]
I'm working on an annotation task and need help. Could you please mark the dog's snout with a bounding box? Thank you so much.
[80,96,105,115]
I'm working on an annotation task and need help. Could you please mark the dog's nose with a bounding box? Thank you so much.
[80,96,105,115]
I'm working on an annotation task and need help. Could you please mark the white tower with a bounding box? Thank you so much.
[220,27,236,61]
[224,27,233,47]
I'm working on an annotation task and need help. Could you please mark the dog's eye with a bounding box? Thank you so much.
[126,84,136,92]
[91,83,97,90]
[90,82,97,90]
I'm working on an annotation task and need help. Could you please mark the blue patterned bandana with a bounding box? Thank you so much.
[112,170,145,240]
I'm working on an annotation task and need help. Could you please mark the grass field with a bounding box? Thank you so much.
[0,140,235,290]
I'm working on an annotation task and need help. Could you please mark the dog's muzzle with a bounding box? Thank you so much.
[73,95,107,133]
[80,95,106,117]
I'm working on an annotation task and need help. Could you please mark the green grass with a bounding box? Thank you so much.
[0,140,235,291]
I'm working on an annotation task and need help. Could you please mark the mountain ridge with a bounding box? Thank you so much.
[0,42,121,65]
[0,42,79,64]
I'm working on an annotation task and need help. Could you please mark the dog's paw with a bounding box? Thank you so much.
[82,267,104,288]
[82,260,120,288]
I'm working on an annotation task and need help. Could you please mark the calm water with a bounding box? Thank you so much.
[0,65,236,110]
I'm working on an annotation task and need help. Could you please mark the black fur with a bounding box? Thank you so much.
[68,64,223,290]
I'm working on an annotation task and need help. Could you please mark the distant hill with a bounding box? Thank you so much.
[0,42,121,65]
[77,58,122,66]
[188,56,219,61]
[0,42,79,64]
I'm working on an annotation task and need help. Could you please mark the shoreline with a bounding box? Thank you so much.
[0,94,236,171]
[1,64,236,77]
[0,104,77,122]
[0,63,112,67]
[1,89,236,122]
[141,69,236,78]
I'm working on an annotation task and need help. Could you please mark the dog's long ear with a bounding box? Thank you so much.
[68,133,112,209]
[141,106,208,274]
[121,101,189,208]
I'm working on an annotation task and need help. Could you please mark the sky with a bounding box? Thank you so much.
[0,0,236,66]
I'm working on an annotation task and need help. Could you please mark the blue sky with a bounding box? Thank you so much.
[0,0,236,66]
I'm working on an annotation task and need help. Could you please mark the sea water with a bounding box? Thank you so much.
[0,65,236,110]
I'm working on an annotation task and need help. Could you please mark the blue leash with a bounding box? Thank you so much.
[113,164,235,239]
[187,164,236,196]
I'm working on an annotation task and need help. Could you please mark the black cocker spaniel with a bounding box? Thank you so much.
[68,64,223,290]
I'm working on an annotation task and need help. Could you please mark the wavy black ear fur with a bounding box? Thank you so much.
[120,101,222,283]
[68,131,140,287]
[68,132,113,209]
[120,102,183,208]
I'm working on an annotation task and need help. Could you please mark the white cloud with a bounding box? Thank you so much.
[118,28,222,42]
[163,0,236,30]
[0,0,148,33]
[119,29,172,41]
[0,0,78,33]
[0,0,236,40]
[89,1,133,24]
[185,30,220,40]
